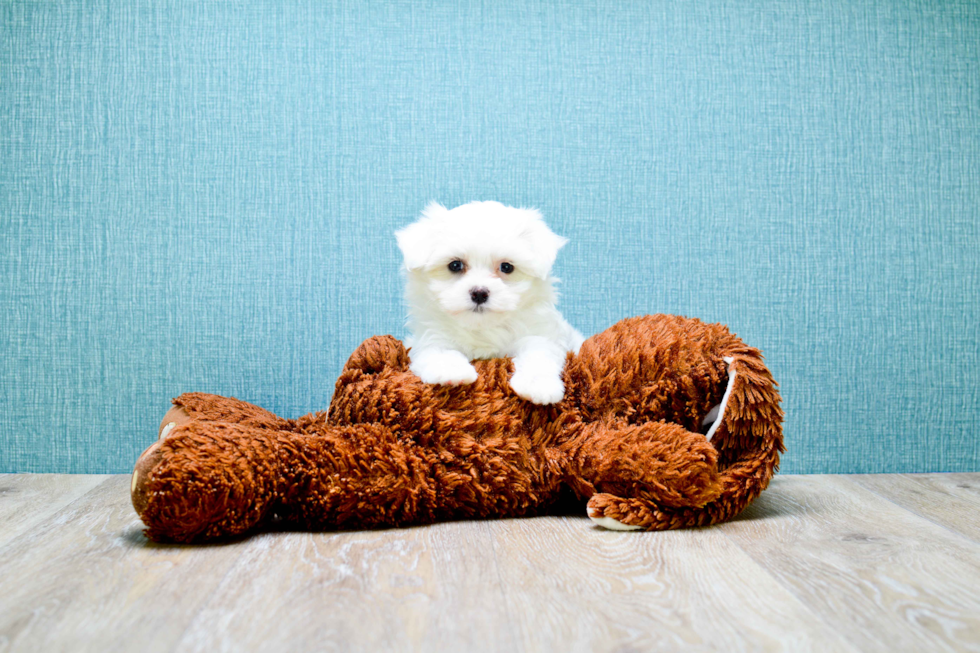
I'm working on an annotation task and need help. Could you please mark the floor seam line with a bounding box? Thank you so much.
[717,517,864,652]
[484,520,525,653]
[841,474,980,547]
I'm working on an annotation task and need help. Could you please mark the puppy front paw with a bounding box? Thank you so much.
[509,371,565,405]
[410,353,478,386]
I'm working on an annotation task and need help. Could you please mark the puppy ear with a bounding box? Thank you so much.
[519,209,568,278]
[395,202,449,271]
[420,201,450,220]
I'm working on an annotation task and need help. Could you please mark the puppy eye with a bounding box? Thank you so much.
[448,260,465,273]
[499,262,514,274]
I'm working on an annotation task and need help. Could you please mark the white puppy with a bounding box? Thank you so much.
[395,200,584,405]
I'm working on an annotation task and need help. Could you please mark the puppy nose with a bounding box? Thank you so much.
[470,287,490,305]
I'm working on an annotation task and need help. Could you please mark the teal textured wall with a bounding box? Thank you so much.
[2,1,978,473]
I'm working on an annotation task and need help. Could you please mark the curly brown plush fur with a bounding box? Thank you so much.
[131,314,783,543]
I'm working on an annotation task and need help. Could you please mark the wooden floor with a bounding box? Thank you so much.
[1,474,979,652]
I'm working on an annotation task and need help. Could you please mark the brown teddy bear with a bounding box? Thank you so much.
[131,314,783,542]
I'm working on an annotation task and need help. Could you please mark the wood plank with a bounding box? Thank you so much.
[0,476,247,653]
[486,514,858,653]
[722,475,980,653]
[849,473,980,543]
[0,474,109,548]
[174,521,518,653]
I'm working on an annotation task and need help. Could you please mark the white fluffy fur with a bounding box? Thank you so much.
[395,200,584,405]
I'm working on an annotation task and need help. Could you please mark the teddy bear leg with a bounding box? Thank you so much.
[134,421,284,542]
[275,424,463,530]
[137,395,277,522]
[131,403,194,507]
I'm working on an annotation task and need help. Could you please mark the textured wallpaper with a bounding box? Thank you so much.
[1,0,978,473]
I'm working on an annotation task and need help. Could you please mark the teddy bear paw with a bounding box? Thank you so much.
[586,495,646,531]
[587,504,644,531]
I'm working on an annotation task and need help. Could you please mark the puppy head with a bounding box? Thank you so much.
[395,201,567,322]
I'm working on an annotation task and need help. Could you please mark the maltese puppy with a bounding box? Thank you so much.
[395,200,584,405]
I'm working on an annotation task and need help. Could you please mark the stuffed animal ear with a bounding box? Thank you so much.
[517,209,568,278]
[395,202,449,271]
